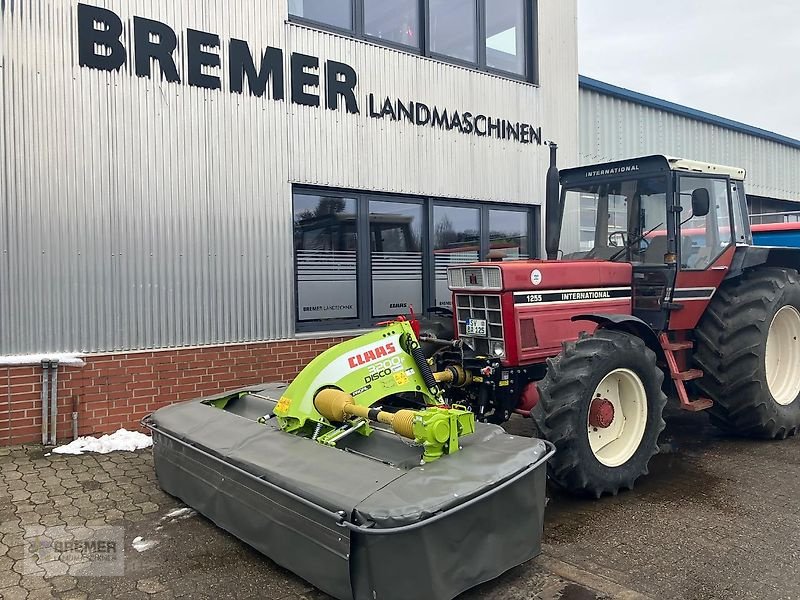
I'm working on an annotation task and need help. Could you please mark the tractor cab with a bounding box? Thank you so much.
[552,155,750,331]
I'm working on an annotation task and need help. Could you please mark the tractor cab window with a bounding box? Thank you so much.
[560,176,668,263]
[678,177,732,270]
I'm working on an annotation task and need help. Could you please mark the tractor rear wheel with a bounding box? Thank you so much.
[695,267,800,438]
[534,329,667,498]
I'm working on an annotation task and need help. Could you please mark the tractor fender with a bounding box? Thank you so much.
[727,245,800,279]
[570,313,666,365]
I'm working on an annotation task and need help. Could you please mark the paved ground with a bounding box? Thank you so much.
[1,408,798,600]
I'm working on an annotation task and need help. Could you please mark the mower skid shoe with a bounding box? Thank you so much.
[145,384,553,600]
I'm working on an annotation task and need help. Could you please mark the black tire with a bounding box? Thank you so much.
[534,329,667,498]
[695,267,800,439]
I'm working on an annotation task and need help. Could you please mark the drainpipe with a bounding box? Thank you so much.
[49,360,59,446]
[72,396,79,441]
[0,355,85,447]
[40,361,50,445]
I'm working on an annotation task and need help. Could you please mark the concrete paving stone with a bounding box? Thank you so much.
[0,585,29,600]
[22,525,46,538]
[0,569,22,589]
[136,502,159,515]
[39,559,69,578]
[13,503,35,515]
[13,557,45,576]
[19,575,49,591]
[136,578,167,594]
[10,490,31,503]
[6,480,28,491]
[5,544,27,561]
[17,513,42,526]
[48,575,77,593]
[26,589,56,600]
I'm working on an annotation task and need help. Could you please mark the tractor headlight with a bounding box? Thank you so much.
[490,341,505,358]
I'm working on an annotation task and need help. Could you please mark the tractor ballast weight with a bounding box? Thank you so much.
[145,321,553,600]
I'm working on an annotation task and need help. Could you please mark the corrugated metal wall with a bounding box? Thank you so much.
[579,87,800,202]
[1,0,578,354]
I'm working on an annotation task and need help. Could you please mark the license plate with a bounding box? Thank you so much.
[465,319,487,336]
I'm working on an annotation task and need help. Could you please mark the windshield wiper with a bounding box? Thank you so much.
[607,222,665,262]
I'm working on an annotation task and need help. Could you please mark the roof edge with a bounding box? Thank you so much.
[578,75,800,151]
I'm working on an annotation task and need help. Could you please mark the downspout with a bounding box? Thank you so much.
[49,360,59,446]
[40,361,50,445]
[0,355,85,446]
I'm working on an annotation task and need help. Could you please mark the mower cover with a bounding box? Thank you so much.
[146,384,552,600]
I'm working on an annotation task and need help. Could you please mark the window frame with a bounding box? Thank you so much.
[676,174,735,272]
[293,186,539,333]
[287,0,539,84]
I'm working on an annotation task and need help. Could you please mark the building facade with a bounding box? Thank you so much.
[579,76,800,220]
[0,1,579,444]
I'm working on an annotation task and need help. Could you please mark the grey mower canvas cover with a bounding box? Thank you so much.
[148,385,551,600]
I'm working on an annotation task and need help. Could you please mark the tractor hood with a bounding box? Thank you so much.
[448,260,632,293]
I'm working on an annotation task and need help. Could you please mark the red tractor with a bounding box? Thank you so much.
[426,148,800,497]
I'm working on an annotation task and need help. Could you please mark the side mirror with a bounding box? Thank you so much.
[691,188,711,217]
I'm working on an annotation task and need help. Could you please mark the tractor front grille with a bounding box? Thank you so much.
[448,266,502,291]
[455,294,505,356]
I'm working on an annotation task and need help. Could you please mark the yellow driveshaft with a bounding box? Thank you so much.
[314,388,416,439]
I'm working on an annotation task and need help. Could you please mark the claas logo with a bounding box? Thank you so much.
[347,342,398,369]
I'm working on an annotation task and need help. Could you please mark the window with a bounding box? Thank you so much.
[560,177,668,263]
[289,0,353,30]
[429,0,478,62]
[370,200,423,316]
[678,177,733,270]
[294,194,359,323]
[364,0,420,48]
[294,188,538,331]
[485,0,527,76]
[489,209,529,260]
[433,205,480,309]
[288,0,537,82]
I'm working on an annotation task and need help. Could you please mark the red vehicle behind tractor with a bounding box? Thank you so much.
[424,148,800,497]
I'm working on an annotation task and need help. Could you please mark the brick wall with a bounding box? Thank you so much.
[0,337,346,446]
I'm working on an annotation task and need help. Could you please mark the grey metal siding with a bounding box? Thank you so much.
[579,87,800,202]
[1,0,578,355]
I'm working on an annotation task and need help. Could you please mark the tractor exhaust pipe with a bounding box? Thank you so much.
[544,143,561,260]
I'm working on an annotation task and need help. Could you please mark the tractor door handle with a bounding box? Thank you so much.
[711,266,728,271]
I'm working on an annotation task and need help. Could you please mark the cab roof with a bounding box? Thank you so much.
[665,156,746,179]
[561,155,746,184]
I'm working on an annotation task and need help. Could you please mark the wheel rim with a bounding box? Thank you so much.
[587,368,648,468]
[765,305,800,406]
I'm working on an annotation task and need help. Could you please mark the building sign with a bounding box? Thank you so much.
[77,3,542,146]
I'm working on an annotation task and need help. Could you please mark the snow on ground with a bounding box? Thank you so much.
[52,429,153,455]
[163,507,196,520]
[131,536,160,553]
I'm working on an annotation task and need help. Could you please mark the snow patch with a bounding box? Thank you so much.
[164,507,195,520]
[0,353,85,367]
[52,429,153,455]
[132,536,159,553]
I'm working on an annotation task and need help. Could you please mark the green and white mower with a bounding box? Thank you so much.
[144,317,553,600]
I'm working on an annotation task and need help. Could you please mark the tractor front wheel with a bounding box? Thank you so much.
[534,329,667,498]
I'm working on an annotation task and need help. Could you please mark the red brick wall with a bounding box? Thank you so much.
[0,337,347,446]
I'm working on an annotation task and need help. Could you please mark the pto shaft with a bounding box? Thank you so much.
[314,389,415,439]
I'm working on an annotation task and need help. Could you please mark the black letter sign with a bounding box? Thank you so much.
[229,40,284,100]
[77,4,126,71]
[133,16,180,82]
[187,29,221,90]
[325,60,359,114]
[291,53,320,107]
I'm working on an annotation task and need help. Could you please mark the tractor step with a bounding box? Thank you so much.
[664,341,694,351]
[681,397,714,412]
[672,369,703,382]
